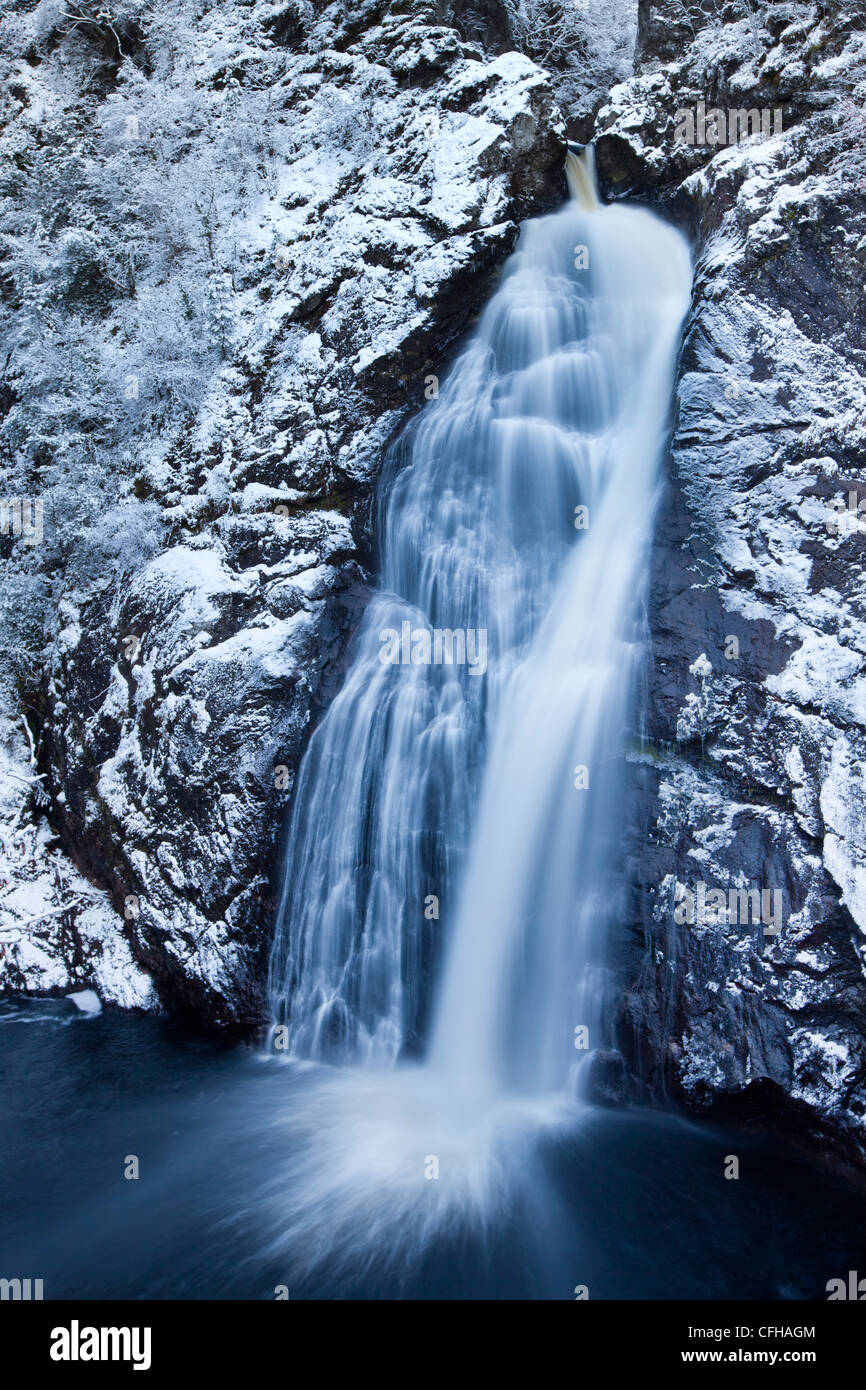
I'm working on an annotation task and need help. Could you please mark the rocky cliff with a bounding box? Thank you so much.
[3,0,866,1163]
[0,0,564,1025]
[592,0,866,1162]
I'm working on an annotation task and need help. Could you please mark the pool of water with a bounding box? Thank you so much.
[1,998,863,1300]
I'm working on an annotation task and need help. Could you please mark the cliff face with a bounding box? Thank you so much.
[4,0,866,1164]
[591,0,866,1159]
[0,0,564,1024]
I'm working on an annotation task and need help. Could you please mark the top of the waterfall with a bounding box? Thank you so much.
[565,146,601,211]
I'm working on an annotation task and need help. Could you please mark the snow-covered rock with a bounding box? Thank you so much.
[0,0,564,1025]
[595,0,866,1160]
[0,718,155,1010]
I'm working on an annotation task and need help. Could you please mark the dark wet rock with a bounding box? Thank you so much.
[586,1048,629,1107]
[586,0,866,1161]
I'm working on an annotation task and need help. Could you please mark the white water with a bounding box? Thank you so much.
[264,155,691,1271]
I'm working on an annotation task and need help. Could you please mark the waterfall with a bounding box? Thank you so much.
[564,143,601,209]
[268,151,691,1105]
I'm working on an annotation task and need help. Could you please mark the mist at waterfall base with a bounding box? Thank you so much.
[5,171,866,1302]
[5,999,866,1299]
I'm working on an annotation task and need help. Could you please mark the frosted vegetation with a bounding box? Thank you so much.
[0,0,309,692]
[504,0,638,113]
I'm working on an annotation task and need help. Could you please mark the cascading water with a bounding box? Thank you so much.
[262,151,692,1275]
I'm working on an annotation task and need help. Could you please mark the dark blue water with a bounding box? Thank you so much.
[1,999,863,1300]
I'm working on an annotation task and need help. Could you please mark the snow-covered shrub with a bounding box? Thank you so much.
[504,0,639,114]
[0,0,290,701]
